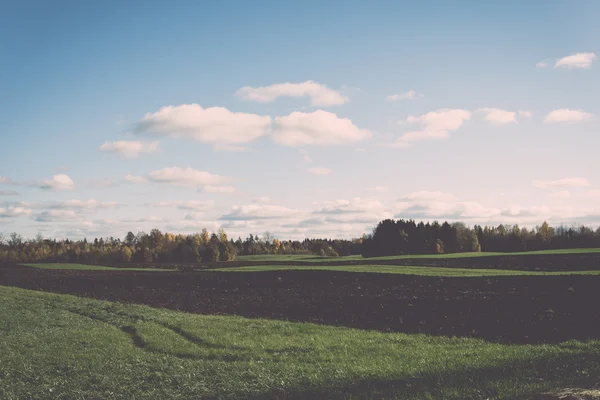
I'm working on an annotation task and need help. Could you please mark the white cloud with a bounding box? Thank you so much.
[273,110,371,146]
[17,199,122,224]
[124,174,147,184]
[0,176,9,184]
[589,190,600,197]
[498,205,600,225]
[544,109,593,123]
[399,191,458,202]
[136,216,163,223]
[555,52,596,69]
[396,192,499,221]
[34,210,79,222]
[533,177,590,189]
[367,186,388,193]
[36,174,75,191]
[314,198,387,216]
[0,206,31,219]
[201,185,237,193]
[220,204,299,221]
[147,167,232,187]
[236,80,348,107]
[405,109,472,131]
[153,200,215,211]
[252,196,271,204]
[307,167,332,175]
[476,108,517,125]
[183,212,204,221]
[550,190,571,199]
[390,109,471,147]
[0,190,19,196]
[290,198,392,230]
[134,104,272,148]
[386,90,422,101]
[164,219,221,233]
[536,61,549,69]
[51,199,121,210]
[100,140,159,158]
[214,144,251,152]
[518,110,533,118]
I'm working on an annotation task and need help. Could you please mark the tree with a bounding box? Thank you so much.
[149,229,164,257]
[125,231,136,246]
[218,228,228,243]
[8,233,22,248]
[469,231,481,252]
[539,221,551,243]
[263,231,273,244]
[272,238,281,254]
[135,247,153,263]
[202,244,220,262]
[200,229,210,246]
[174,241,199,262]
[217,241,236,261]
[436,239,444,254]
[119,246,133,262]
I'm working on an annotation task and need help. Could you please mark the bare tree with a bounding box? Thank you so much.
[263,231,273,253]
[263,231,273,244]
[8,232,23,248]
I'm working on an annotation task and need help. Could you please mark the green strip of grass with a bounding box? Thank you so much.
[21,263,174,271]
[236,248,600,263]
[0,285,598,399]
[209,264,600,277]
[356,247,600,261]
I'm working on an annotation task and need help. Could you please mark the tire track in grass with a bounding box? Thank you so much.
[56,304,252,361]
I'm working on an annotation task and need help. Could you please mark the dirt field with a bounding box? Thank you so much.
[2,264,599,345]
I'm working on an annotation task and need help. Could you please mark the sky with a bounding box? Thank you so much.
[1,0,599,240]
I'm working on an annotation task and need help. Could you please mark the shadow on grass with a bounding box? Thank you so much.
[253,351,600,400]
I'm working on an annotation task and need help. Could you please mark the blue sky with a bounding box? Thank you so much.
[1,0,599,240]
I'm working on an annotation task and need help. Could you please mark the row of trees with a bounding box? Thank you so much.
[0,229,362,264]
[2,220,600,263]
[361,219,600,257]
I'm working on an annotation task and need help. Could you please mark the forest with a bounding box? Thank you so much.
[362,219,600,257]
[2,219,600,264]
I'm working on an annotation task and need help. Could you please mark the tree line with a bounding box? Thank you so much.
[361,219,600,257]
[1,219,599,264]
[0,229,363,264]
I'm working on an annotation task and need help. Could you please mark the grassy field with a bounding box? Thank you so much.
[236,248,600,263]
[210,264,600,277]
[21,263,174,271]
[1,285,599,400]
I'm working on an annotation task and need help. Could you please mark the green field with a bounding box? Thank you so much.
[1,285,598,400]
[210,264,600,277]
[236,248,600,263]
[21,263,174,272]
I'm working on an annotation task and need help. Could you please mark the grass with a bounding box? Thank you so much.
[20,263,175,272]
[236,254,321,262]
[1,285,599,400]
[237,248,600,263]
[209,264,600,277]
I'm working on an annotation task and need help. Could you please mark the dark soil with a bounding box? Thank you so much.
[2,265,599,345]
